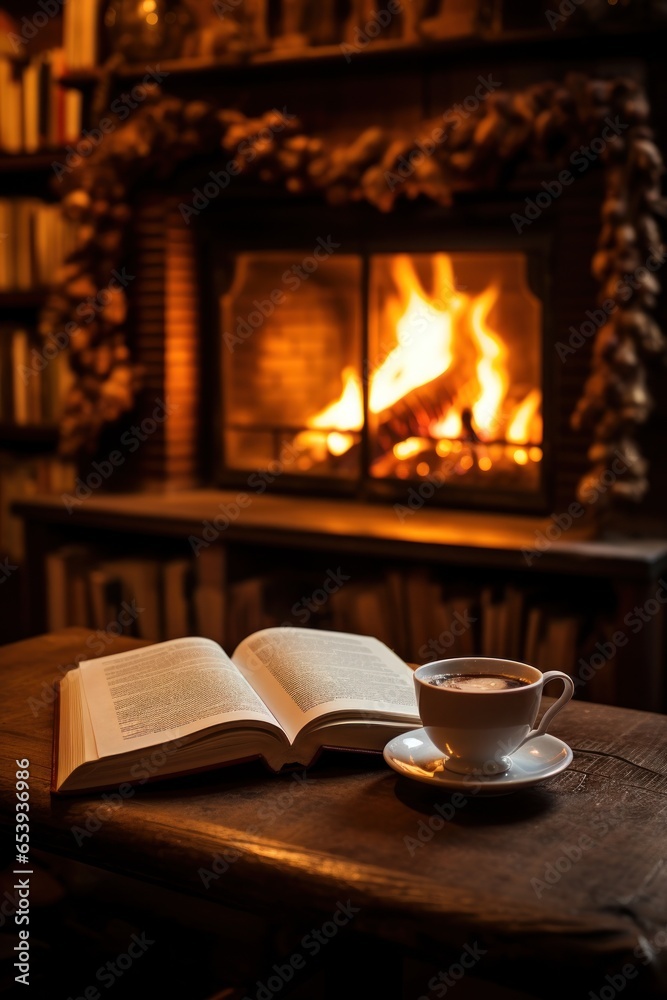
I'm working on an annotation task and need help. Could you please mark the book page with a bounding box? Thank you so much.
[78,637,280,759]
[232,628,419,744]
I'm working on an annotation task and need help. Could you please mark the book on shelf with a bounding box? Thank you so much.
[0,198,78,291]
[10,330,33,425]
[64,0,101,71]
[449,592,478,657]
[524,605,543,668]
[0,51,82,154]
[46,545,92,630]
[480,586,505,657]
[386,569,409,657]
[97,557,162,641]
[226,576,267,649]
[505,585,525,662]
[193,546,227,645]
[521,599,580,677]
[542,614,580,677]
[329,578,382,642]
[52,627,421,794]
[0,58,22,155]
[0,323,74,426]
[89,568,121,632]
[404,567,436,656]
[163,558,195,640]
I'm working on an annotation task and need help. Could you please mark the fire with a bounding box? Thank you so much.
[302,367,362,458]
[299,252,542,473]
[309,366,363,432]
[430,409,462,440]
[368,254,462,414]
[470,287,507,438]
[507,388,542,444]
[393,437,430,460]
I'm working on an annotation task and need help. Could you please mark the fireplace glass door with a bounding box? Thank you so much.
[219,248,544,505]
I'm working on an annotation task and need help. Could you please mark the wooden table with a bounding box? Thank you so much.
[2,629,667,998]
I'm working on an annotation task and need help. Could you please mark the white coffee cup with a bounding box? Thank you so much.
[414,657,574,775]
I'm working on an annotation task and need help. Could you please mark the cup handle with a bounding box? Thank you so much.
[515,670,574,751]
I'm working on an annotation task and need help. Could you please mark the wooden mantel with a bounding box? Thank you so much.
[14,490,667,579]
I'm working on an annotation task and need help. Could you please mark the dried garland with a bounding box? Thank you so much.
[43,73,665,506]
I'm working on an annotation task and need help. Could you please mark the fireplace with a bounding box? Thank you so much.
[201,182,556,510]
[93,68,661,520]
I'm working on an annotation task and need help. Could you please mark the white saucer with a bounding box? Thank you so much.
[383,728,573,795]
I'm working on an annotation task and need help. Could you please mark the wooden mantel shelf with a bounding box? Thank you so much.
[14,491,667,580]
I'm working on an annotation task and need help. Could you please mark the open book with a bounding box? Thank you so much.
[53,627,421,793]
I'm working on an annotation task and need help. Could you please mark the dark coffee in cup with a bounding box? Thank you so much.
[415,657,575,774]
[427,673,530,692]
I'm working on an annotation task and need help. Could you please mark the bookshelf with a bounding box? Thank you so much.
[0,1,83,643]
[14,492,667,713]
[52,22,667,94]
[0,152,65,174]
[0,290,48,308]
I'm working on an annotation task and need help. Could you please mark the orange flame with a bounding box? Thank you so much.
[507,388,542,444]
[301,253,542,472]
[369,254,462,414]
[309,366,363,432]
[470,286,507,439]
[430,409,462,439]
